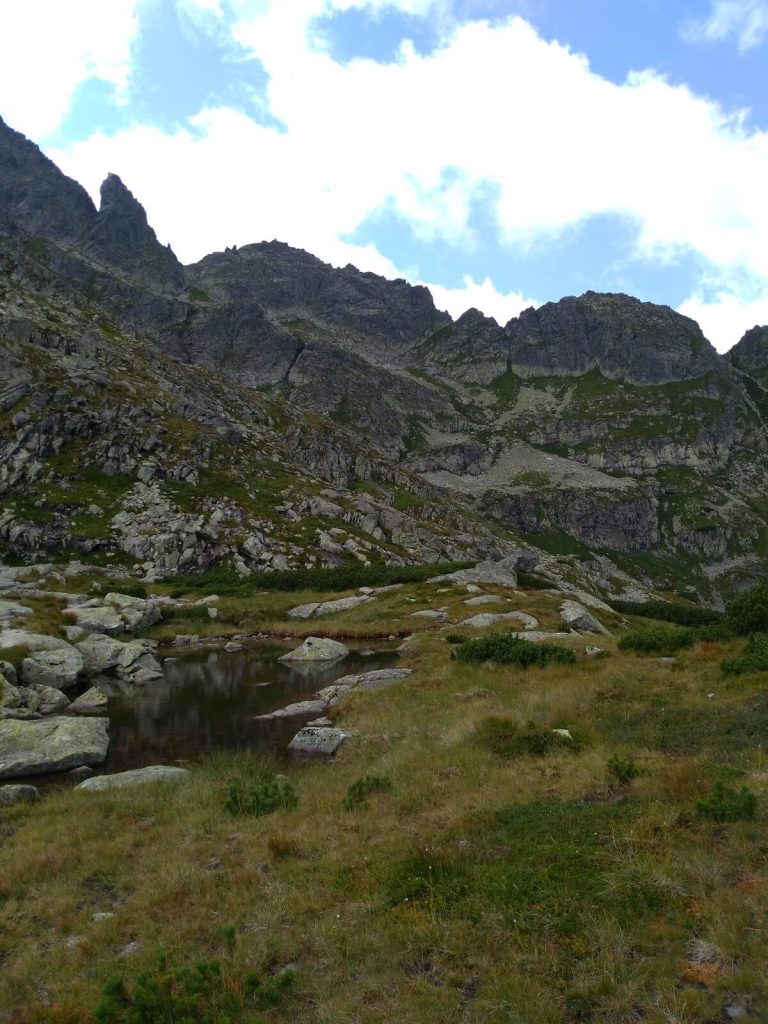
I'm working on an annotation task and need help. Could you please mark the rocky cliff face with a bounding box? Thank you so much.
[2,116,768,601]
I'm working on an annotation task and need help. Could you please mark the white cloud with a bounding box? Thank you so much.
[28,2,768,346]
[681,0,768,53]
[425,275,535,324]
[679,287,768,352]
[0,0,140,138]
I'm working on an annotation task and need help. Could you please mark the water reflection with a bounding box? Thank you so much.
[103,641,398,772]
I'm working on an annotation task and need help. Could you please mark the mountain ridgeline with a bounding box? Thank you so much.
[1,113,768,604]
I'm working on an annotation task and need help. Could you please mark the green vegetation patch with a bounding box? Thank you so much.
[611,598,723,627]
[454,632,576,667]
[343,773,393,811]
[473,717,581,758]
[618,624,697,655]
[383,798,640,937]
[721,633,768,676]
[224,776,298,817]
[725,582,768,635]
[696,780,758,822]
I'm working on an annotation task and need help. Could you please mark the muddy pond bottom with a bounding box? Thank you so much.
[101,640,400,774]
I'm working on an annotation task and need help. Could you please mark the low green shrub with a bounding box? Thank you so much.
[343,773,393,810]
[112,580,149,599]
[607,756,639,786]
[696,780,758,822]
[224,775,298,817]
[443,632,468,645]
[725,583,768,635]
[162,604,213,624]
[721,633,768,676]
[611,599,722,627]
[454,632,576,667]
[93,945,293,1023]
[618,624,696,655]
[474,717,579,757]
[517,571,552,590]
[168,560,473,597]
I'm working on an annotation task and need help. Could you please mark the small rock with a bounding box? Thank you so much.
[288,726,351,759]
[69,687,109,714]
[560,601,610,636]
[0,783,40,806]
[92,912,115,923]
[118,941,142,958]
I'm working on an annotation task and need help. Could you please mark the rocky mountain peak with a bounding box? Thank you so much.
[82,172,185,290]
[728,325,768,376]
[0,115,97,245]
[504,291,722,384]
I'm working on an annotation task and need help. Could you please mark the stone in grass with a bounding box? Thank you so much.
[560,601,610,636]
[75,765,189,791]
[278,637,349,663]
[288,726,351,759]
[0,783,40,806]
[0,717,109,779]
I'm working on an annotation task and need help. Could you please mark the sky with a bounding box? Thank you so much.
[1,1,768,351]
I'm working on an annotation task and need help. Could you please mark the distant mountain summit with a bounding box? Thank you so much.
[2,113,768,603]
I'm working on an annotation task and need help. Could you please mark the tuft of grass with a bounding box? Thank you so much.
[454,632,576,667]
[224,776,298,817]
[606,755,639,786]
[343,773,393,811]
[473,717,581,758]
[725,582,768,635]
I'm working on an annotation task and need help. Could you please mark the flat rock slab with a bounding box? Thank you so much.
[518,631,572,642]
[409,609,448,621]
[0,783,40,805]
[0,600,32,619]
[256,699,328,720]
[0,631,71,653]
[75,765,189,791]
[279,637,350,663]
[333,668,412,692]
[459,611,539,630]
[0,717,109,779]
[430,552,524,590]
[287,595,373,619]
[464,595,505,606]
[288,726,351,759]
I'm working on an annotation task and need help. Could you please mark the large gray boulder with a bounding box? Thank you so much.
[430,551,527,590]
[459,611,539,630]
[20,647,84,690]
[279,637,349,663]
[76,633,125,672]
[69,605,124,636]
[0,717,109,778]
[75,765,188,791]
[560,601,610,635]
[104,593,162,632]
[69,594,162,636]
[29,685,70,714]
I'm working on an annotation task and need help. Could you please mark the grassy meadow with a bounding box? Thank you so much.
[1,578,767,1022]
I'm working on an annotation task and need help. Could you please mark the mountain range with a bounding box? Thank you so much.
[2,113,768,606]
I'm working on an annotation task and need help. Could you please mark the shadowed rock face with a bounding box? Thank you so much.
[83,173,186,290]
[190,240,450,350]
[505,292,721,384]
[0,115,96,245]
[728,326,768,376]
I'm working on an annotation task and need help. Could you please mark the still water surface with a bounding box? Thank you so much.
[102,641,399,773]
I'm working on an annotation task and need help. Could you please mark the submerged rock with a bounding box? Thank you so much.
[279,637,350,663]
[0,716,109,778]
[69,687,109,714]
[75,765,188,791]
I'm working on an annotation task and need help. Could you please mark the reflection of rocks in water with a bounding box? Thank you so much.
[104,643,397,773]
